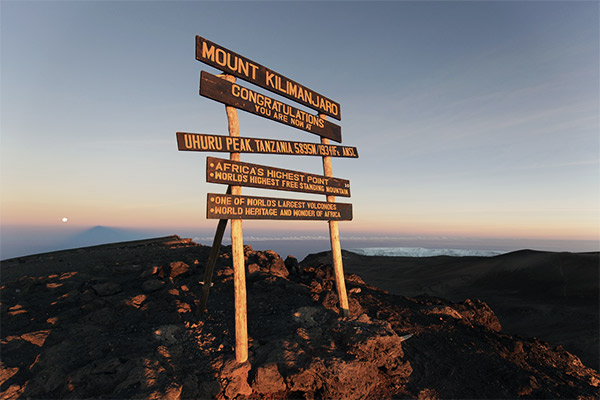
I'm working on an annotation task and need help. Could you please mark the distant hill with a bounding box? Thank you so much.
[59,226,149,249]
[302,248,600,370]
[0,225,162,260]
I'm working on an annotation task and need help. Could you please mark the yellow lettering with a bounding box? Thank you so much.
[266,71,275,88]
[226,53,237,72]
[215,48,227,66]
[238,59,249,77]
[287,81,297,97]
[297,87,306,102]
[249,64,258,80]
[201,42,215,60]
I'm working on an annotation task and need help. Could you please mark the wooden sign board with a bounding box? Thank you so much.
[176,132,359,158]
[196,36,341,120]
[200,71,342,143]
[207,193,352,221]
[207,157,351,197]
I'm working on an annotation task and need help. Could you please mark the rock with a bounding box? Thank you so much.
[197,379,221,398]
[140,266,159,279]
[142,279,165,293]
[1,365,19,386]
[426,305,463,320]
[247,263,261,272]
[252,363,286,394]
[321,360,379,400]
[418,388,441,400]
[293,306,326,327]
[20,330,51,347]
[2,384,25,400]
[220,359,252,399]
[90,357,122,374]
[168,261,190,279]
[455,299,502,332]
[92,282,121,296]
[218,267,234,277]
[286,367,319,393]
[153,325,182,345]
[269,258,289,279]
[162,383,183,400]
[284,256,299,274]
[3,237,600,400]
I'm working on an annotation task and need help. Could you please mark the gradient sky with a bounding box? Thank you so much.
[2,1,599,252]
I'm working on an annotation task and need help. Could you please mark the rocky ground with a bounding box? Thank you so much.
[303,248,600,371]
[1,235,599,399]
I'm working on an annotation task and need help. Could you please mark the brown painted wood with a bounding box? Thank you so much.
[176,132,358,158]
[219,75,249,364]
[320,117,350,317]
[196,36,341,120]
[206,193,352,221]
[200,71,342,143]
[197,186,230,316]
[206,157,351,197]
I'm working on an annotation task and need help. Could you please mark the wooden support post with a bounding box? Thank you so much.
[197,186,231,316]
[319,114,350,317]
[221,74,248,363]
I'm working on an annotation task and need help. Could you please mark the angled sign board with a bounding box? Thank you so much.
[200,71,342,142]
[196,36,341,121]
[207,157,351,197]
[176,132,359,158]
[207,193,353,221]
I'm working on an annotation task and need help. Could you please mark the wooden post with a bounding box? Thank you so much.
[197,186,231,316]
[319,114,350,317]
[220,74,248,363]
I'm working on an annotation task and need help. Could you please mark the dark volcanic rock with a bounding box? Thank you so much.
[91,282,121,296]
[142,279,165,293]
[1,235,598,399]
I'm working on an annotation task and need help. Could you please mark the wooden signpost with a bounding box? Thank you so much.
[196,36,341,120]
[207,193,353,220]
[177,132,358,158]
[206,157,351,197]
[178,36,358,363]
[200,71,342,142]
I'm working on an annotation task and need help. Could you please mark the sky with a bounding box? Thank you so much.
[1,1,599,259]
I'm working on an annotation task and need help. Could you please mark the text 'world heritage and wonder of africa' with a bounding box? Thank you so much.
[207,194,352,221]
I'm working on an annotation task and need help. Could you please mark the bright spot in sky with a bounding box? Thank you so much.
[62,217,68,223]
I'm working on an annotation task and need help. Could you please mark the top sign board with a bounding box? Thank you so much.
[196,36,341,121]
[200,71,342,143]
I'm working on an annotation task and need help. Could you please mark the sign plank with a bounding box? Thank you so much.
[176,132,359,158]
[196,36,341,120]
[207,157,351,197]
[200,71,342,143]
[207,193,352,221]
